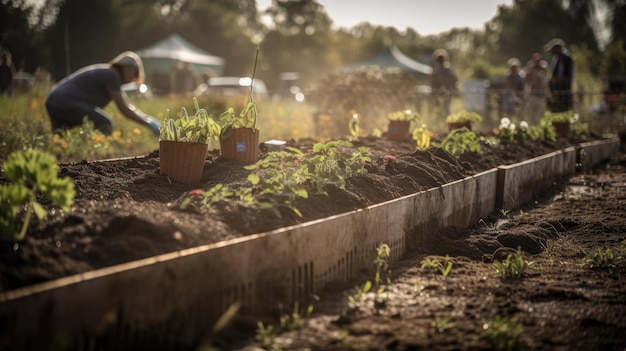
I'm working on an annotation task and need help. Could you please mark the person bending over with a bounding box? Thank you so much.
[45,51,160,136]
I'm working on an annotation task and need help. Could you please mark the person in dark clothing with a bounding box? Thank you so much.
[503,57,525,116]
[545,38,574,112]
[430,48,458,118]
[45,51,160,136]
[0,51,15,95]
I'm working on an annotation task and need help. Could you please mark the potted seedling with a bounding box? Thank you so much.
[217,100,259,163]
[541,110,574,138]
[445,109,483,131]
[159,97,221,183]
[386,109,420,141]
[218,49,261,163]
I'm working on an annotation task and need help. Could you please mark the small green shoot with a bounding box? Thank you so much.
[431,315,455,333]
[420,255,453,278]
[254,321,278,350]
[374,243,391,287]
[584,248,623,269]
[493,247,527,279]
[485,315,525,351]
[348,280,372,304]
[278,301,314,331]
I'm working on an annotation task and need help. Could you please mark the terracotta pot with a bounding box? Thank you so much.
[387,121,411,141]
[220,128,260,163]
[159,140,208,184]
[447,122,473,132]
[552,122,570,138]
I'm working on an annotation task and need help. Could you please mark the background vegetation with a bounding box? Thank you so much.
[3,0,625,88]
[1,0,625,163]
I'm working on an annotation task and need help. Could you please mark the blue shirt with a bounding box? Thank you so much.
[46,64,122,109]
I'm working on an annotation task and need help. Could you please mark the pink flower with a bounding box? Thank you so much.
[295,157,304,164]
[189,189,203,196]
[384,155,396,162]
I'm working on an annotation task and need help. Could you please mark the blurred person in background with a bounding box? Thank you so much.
[430,48,458,118]
[45,51,160,136]
[0,50,15,96]
[522,53,549,124]
[171,61,196,97]
[545,38,574,112]
[502,57,525,117]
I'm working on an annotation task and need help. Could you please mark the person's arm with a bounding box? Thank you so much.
[110,91,161,136]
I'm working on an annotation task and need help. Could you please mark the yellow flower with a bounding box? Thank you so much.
[133,128,142,135]
[53,135,68,149]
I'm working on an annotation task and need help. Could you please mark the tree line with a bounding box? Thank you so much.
[1,0,625,93]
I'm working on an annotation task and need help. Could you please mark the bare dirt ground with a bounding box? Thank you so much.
[249,146,626,351]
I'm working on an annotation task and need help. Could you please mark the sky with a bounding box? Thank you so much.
[257,0,514,35]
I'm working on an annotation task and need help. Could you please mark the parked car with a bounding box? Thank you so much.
[194,76,269,100]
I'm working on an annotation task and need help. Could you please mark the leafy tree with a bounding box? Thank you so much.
[259,0,334,87]
[0,0,44,72]
[486,0,599,65]
[601,39,626,75]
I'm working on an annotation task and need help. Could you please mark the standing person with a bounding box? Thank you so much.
[171,61,195,97]
[45,51,160,136]
[430,48,458,119]
[522,53,549,124]
[502,58,525,117]
[545,38,574,112]
[0,51,15,96]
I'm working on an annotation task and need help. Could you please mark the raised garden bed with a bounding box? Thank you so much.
[0,134,620,350]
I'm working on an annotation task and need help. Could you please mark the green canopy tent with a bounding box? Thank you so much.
[348,45,432,77]
[135,33,225,94]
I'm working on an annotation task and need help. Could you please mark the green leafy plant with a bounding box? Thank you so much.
[254,301,313,350]
[387,109,421,123]
[180,185,234,210]
[434,128,482,156]
[159,97,221,144]
[348,280,372,304]
[498,117,531,144]
[244,147,310,217]
[412,125,432,150]
[445,109,483,124]
[254,321,278,350]
[374,243,391,288]
[493,246,527,279]
[485,315,525,351]
[584,248,623,269]
[431,315,455,333]
[179,141,371,218]
[420,255,453,278]
[0,149,75,241]
[348,112,360,141]
[541,110,574,124]
[349,243,392,304]
[301,140,371,195]
[217,101,258,140]
[279,301,314,331]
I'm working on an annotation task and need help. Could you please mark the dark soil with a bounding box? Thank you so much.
[1,132,624,350]
[261,149,626,351]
